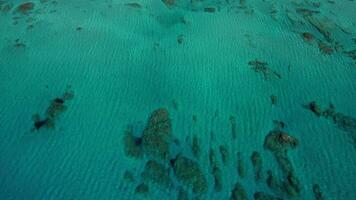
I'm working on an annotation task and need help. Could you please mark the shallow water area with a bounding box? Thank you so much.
[0,0,355,200]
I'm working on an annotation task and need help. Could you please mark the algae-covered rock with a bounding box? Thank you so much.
[264,130,301,197]
[251,151,263,181]
[135,183,149,196]
[171,155,208,193]
[141,160,171,188]
[32,89,74,131]
[192,135,200,158]
[123,128,143,158]
[123,170,135,182]
[16,2,35,14]
[230,116,237,139]
[162,0,175,7]
[142,108,172,160]
[264,130,299,153]
[248,59,282,80]
[230,182,247,200]
[312,184,325,200]
[266,170,280,192]
[303,101,356,147]
[212,165,223,192]
[237,152,246,178]
[219,145,229,165]
[177,187,189,200]
[254,192,283,200]
[282,172,301,197]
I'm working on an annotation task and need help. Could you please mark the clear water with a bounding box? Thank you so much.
[0,0,355,200]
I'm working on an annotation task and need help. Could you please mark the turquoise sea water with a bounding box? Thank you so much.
[0,0,355,200]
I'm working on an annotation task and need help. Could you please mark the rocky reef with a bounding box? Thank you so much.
[237,152,246,178]
[32,88,74,131]
[123,108,209,198]
[254,192,283,200]
[171,154,208,194]
[230,182,247,200]
[264,127,301,197]
[304,101,356,147]
[141,160,172,188]
[251,151,263,181]
[141,108,172,160]
[248,59,282,80]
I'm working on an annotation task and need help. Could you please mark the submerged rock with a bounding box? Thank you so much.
[219,145,229,165]
[254,192,283,200]
[141,160,171,188]
[142,108,172,160]
[16,2,35,14]
[212,165,223,192]
[177,187,189,200]
[303,101,356,147]
[237,152,246,178]
[192,135,200,158]
[229,116,237,139]
[266,170,280,193]
[204,7,216,13]
[264,130,298,153]
[123,127,143,158]
[32,89,74,131]
[171,155,208,194]
[123,170,135,182]
[312,184,325,200]
[162,0,175,7]
[251,151,263,181]
[135,183,149,196]
[209,149,218,168]
[264,130,301,197]
[248,59,282,80]
[125,2,142,9]
[230,182,247,200]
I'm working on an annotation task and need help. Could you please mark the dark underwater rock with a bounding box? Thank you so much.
[212,165,223,192]
[171,155,208,194]
[264,130,301,197]
[32,89,74,131]
[16,2,35,14]
[219,145,229,165]
[177,187,189,200]
[123,170,135,182]
[209,149,218,168]
[135,183,149,196]
[142,108,172,160]
[230,182,247,200]
[204,7,216,13]
[192,135,200,158]
[162,0,175,7]
[312,184,325,200]
[229,116,237,139]
[251,151,263,181]
[125,2,142,9]
[254,192,283,200]
[141,160,172,188]
[266,170,280,193]
[237,152,246,178]
[248,59,282,80]
[264,130,298,153]
[123,128,143,158]
[303,101,356,147]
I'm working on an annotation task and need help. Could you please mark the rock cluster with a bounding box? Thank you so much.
[264,128,301,197]
[123,108,208,198]
[32,88,74,131]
